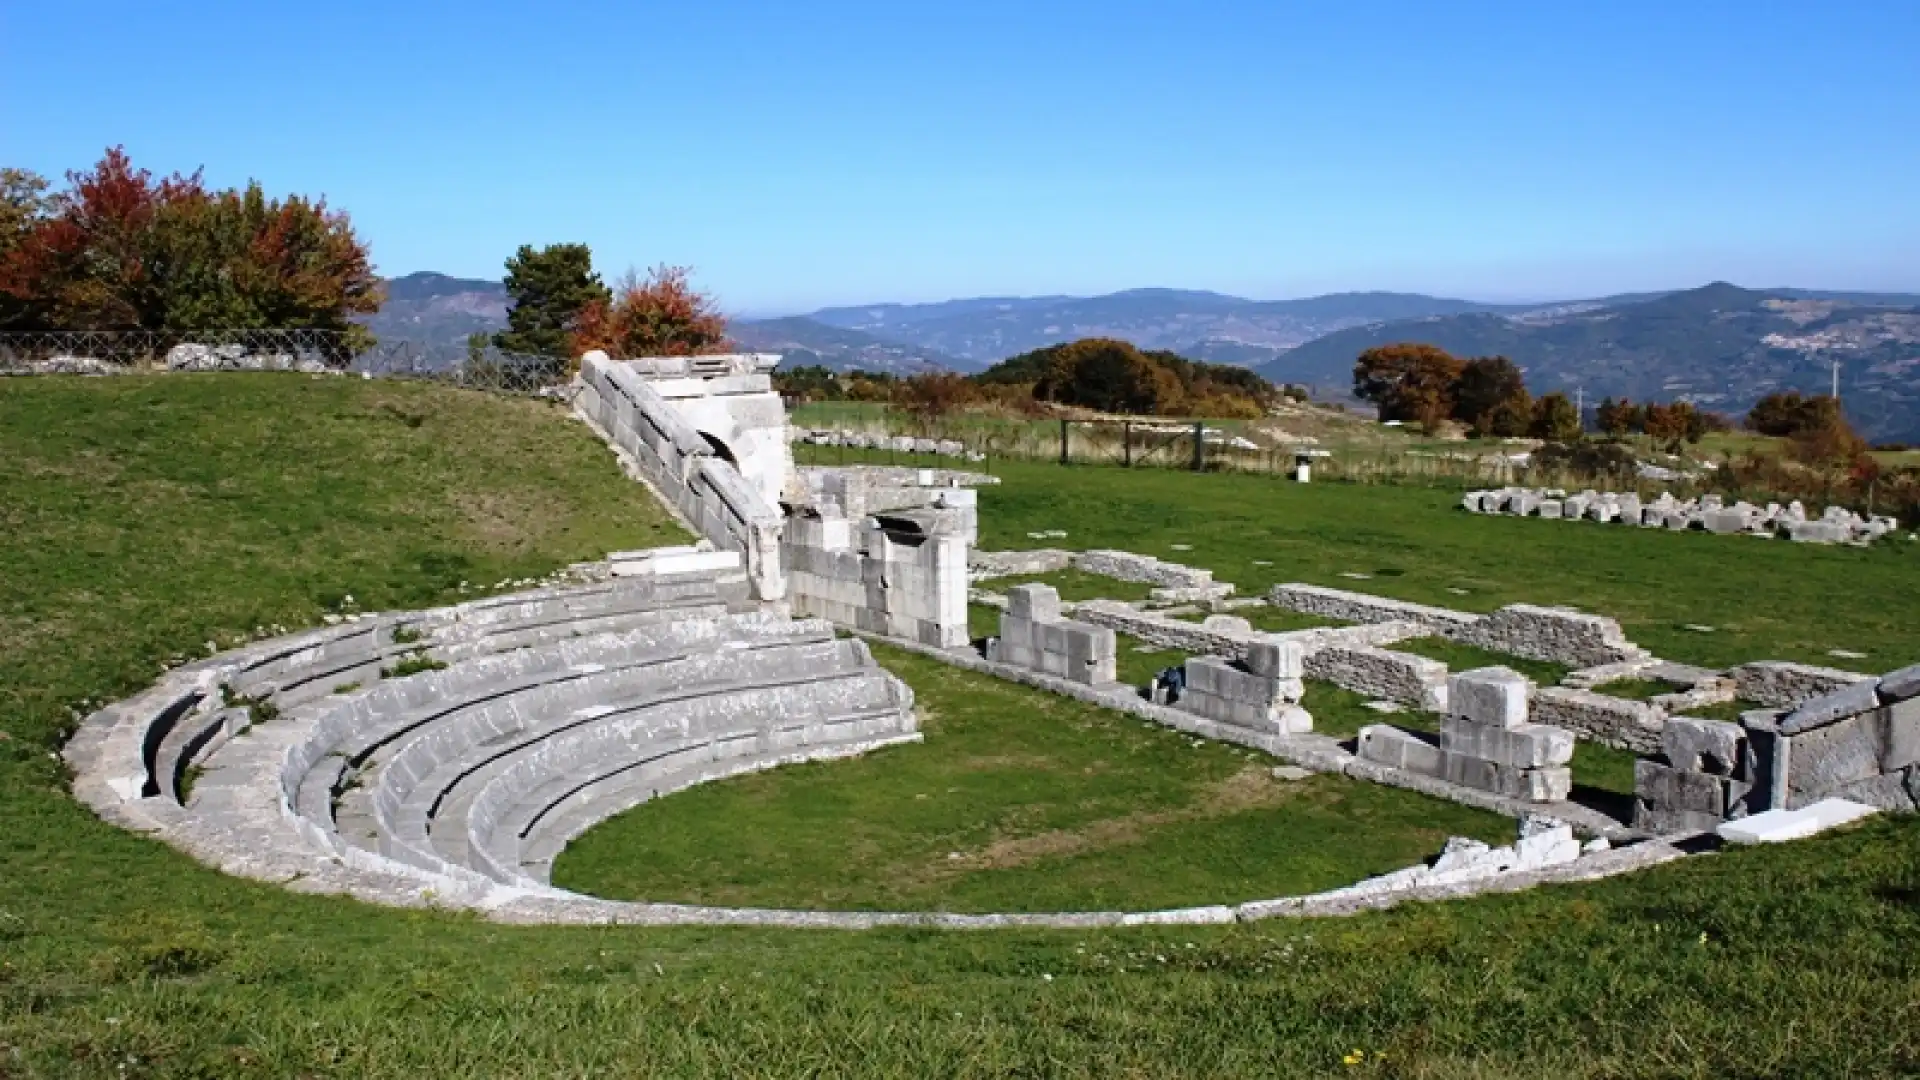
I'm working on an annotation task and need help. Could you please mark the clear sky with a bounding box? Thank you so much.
[3,1,1916,314]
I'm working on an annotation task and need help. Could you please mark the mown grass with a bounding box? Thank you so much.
[978,567,1156,604]
[946,457,1920,672]
[4,375,1920,1076]
[556,644,1513,912]
[1389,637,1572,687]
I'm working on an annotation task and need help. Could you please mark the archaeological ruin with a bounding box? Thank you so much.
[64,351,1917,928]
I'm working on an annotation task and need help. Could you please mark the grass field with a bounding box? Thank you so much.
[5,375,1920,1077]
[944,456,1920,673]
[555,644,1513,912]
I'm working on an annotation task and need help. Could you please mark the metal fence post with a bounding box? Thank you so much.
[1191,420,1204,472]
[1059,417,1070,466]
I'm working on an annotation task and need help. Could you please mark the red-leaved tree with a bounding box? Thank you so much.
[0,147,381,334]
[573,264,728,359]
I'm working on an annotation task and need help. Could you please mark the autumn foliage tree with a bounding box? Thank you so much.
[0,147,380,338]
[1529,391,1583,442]
[1352,343,1465,431]
[573,265,729,360]
[1032,338,1186,415]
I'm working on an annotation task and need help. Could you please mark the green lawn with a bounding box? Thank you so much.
[979,567,1157,604]
[556,644,1512,913]
[5,376,1920,1077]
[1389,636,1572,687]
[953,457,1919,672]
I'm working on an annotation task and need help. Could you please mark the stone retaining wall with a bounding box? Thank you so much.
[577,353,785,600]
[970,548,1073,579]
[1270,583,1477,630]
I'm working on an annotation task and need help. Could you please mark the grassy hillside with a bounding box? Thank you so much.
[3,375,1920,1077]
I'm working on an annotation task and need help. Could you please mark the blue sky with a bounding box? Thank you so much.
[3,1,1916,314]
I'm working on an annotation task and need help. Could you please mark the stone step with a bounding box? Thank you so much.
[462,672,911,883]
[426,665,896,872]
[372,639,874,866]
[513,707,919,883]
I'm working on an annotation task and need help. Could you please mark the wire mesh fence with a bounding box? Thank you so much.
[0,329,575,396]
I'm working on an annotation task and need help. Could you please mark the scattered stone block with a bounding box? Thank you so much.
[1878,663,1920,704]
[1662,716,1746,776]
[1780,679,1882,735]
[1717,799,1878,845]
[1449,667,1531,729]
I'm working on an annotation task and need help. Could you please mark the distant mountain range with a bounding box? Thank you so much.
[1258,283,1920,443]
[361,272,507,349]
[364,272,1920,441]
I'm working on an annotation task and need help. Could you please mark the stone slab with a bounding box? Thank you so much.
[1716,799,1879,844]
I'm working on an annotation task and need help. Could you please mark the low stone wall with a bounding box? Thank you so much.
[1270,584,1477,631]
[970,548,1073,580]
[1530,687,1667,755]
[1272,585,1650,669]
[1074,550,1232,602]
[1303,646,1450,712]
[577,353,785,600]
[1074,601,1261,659]
[1455,605,1650,668]
[1732,661,1876,708]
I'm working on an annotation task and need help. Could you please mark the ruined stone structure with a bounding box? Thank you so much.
[1174,640,1312,735]
[1270,584,1646,668]
[1634,662,1920,834]
[986,585,1118,685]
[1356,668,1575,803]
[575,352,788,601]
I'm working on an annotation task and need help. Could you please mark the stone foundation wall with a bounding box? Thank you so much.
[1530,687,1667,755]
[1732,661,1876,708]
[1073,601,1260,659]
[1270,584,1477,630]
[1302,646,1450,712]
[970,548,1073,580]
[1074,549,1210,588]
[1454,605,1650,668]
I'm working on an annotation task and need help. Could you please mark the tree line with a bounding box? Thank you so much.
[776,337,1293,421]
[0,149,380,341]
[0,149,733,371]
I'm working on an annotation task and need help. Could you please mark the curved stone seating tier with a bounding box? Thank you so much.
[66,560,1690,927]
[64,566,934,911]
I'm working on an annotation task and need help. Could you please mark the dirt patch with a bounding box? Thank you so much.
[951,753,1057,772]
[916,766,1299,880]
